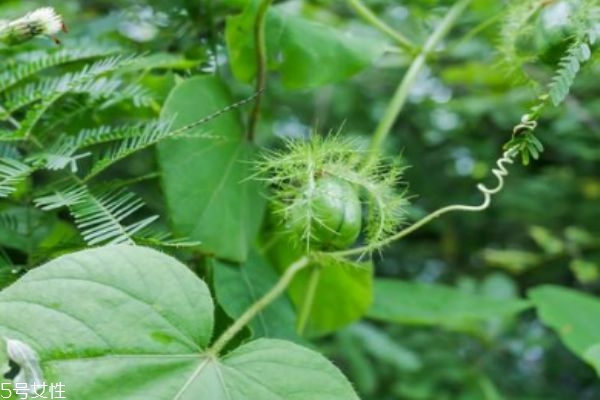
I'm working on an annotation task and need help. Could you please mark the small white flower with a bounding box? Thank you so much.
[0,7,65,46]
[20,7,63,36]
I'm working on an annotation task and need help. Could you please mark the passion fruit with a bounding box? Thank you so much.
[288,176,361,250]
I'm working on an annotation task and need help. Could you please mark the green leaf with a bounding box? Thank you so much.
[291,259,372,337]
[0,337,14,398]
[157,76,264,262]
[0,245,359,399]
[528,225,564,255]
[569,259,600,284]
[267,233,373,337]
[481,248,542,274]
[529,285,600,375]
[584,344,600,376]
[213,248,300,342]
[345,323,422,372]
[118,53,202,72]
[368,279,530,332]
[0,206,73,253]
[226,4,384,89]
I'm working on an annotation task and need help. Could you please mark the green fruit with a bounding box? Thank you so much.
[288,176,361,250]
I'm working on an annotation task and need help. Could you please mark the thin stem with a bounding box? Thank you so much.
[346,0,415,52]
[363,0,471,169]
[296,266,320,335]
[334,146,517,258]
[247,0,272,142]
[209,256,310,355]
[331,204,485,258]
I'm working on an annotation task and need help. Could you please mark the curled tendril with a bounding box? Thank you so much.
[473,146,518,210]
[512,113,538,136]
[331,114,536,258]
[331,146,520,257]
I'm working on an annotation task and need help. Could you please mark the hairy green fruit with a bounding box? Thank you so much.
[289,176,361,250]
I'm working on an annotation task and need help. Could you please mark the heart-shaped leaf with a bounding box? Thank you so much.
[0,245,359,399]
[157,76,265,263]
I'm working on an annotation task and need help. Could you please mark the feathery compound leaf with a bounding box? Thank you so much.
[548,42,591,106]
[85,88,262,179]
[117,52,202,72]
[33,184,87,210]
[85,91,260,179]
[498,0,545,82]
[67,120,170,150]
[13,54,141,140]
[1,76,124,117]
[36,82,154,136]
[86,118,176,179]
[0,157,31,197]
[37,184,158,245]
[69,187,158,245]
[0,44,120,93]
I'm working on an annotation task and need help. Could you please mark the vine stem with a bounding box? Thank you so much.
[296,265,320,335]
[363,0,471,169]
[346,0,415,52]
[247,0,272,142]
[208,256,310,355]
[333,147,518,258]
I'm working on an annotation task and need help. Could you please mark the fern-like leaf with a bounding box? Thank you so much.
[69,187,158,245]
[1,76,122,117]
[498,0,545,83]
[548,42,592,106]
[0,157,31,197]
[0,43,120,93]
[35,183,157,245]
[86,90,263,179]
[67,120,170,150]
[34,184,87,210]
[13,54,140,139]
[86,118,177,179]
[35,83,153,136]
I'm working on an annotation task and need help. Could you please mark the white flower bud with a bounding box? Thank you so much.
[0,7,65,46]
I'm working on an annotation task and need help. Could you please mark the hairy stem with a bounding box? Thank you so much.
[209,256,310,355]
[363,0,471,169]
[346,0,414,52]
[296,265,320,335]
[247,0,272,142]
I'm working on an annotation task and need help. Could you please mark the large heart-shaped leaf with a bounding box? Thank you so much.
[226,3,384,89]
[529,285,600,376]
[368,279,531,332]
[157,76,264,262]
[0,245,359,399]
